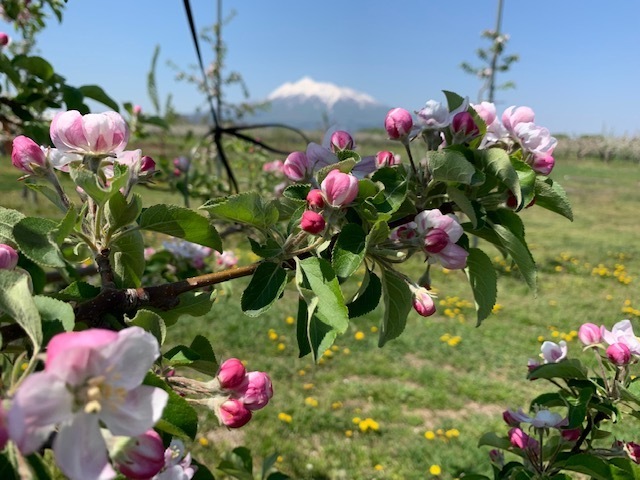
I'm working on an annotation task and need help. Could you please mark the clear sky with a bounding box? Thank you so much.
[5,1,640,136]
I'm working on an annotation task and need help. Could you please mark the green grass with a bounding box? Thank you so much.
[2,150,640,479]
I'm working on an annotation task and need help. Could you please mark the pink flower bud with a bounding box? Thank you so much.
[11,136,46,174]
[0,244,18,270]
[561,428,582,442]
[113,430,165,479]
[412,287,436,317]
[488,449,504,468]
[625,442,640,464]
[320,169,359,207]
[607,342,631,366]
[50,110,129,156]
[502,408,530,427]
[283,151,310,181]
[306,189,325,209]
[215,250,238,269]
[300,210,325,234]
[424,228,449,254]
[173,156,190,171]
[133,105,142,115]
[218,398,252,428]
[384,108,413,140]
[262,159,284,174]
[217,358,247,390]
[502,106,535,134]
[541,340,567,363]
[531,154,555,176]
[238,371,273,411]
[375,150,399,168]
[451,111,479,137]
[0,33,9,47]
[508,427,539,452]
[472,101,497,126]
[578,323,602,346]
[329,130,354,152]
[140,155,155,172]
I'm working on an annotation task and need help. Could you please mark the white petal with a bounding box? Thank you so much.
[54,414,116,480]
[102,385,168,437]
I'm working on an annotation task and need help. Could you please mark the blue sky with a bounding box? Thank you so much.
[5,1,640,135]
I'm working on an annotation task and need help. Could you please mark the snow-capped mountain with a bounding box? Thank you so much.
[250,77,391,131]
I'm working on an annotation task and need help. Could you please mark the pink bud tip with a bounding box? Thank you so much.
[0,244,18,270]
[607,342,631,366]
[217,358,247,390]
[384,108,413,140]
[306,189,325,209]
[329,130,354,152]
[577,323,602,346]
[300,210,325,234]
[0,33,9,47]
[375,150,398,168]
[218,398,252,428]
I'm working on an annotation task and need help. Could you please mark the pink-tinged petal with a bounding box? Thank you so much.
[104,111,129,153]
[433,243,468,270]
[351,155,377,179]
[51,111,84,151]
[54,414,116,480]
[306,142,337,171]
[48,149,82,172]
[8,372,73,454]
[440,215,463,243]
[102,386,168,437]
[46,329,118,370]
[414,210,443,234]
[99,327,160,390]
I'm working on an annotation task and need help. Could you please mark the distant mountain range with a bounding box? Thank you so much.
[246,77,391,131]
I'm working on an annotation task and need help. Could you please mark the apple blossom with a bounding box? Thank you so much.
[11,135,47,174]
[0,32,9,46]
[384,108,413,140]
[320,169,359,207]
[541,340,568,363]
[329,130,354,152]
[529,409,567,429]
[173,156,190,172]
[578,322,602,346]
[283,151,310,181]
[508,427,540,452]
[451,111,479,138]
[306,189,325,209]
[472,101,497,126]
[216,398,253,428]
[300,210,325,234]
[561,428,582,442]
[625,442,640,464]
[262,159,284,174]
[375,150,399,168]
[607,342,631,366]
[502,408,530,427]
[215,250,238,269]
[110,429,166,479]
[410,286,436,317]
[217,358,247,390]
[0,244,18,270]
[414,210,468,269]
[416,100,450,129]
[7,327,168,480]
[238,371,273,410]
[531,154,555,176]
[502,105,535,134]
[133,105,142,115]
[50,110,129,157]
[601,319,640,355]
[154,439,197,480]
[513,123,557,159]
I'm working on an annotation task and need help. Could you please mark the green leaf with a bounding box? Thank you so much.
[78,84,120,111]
[347,270,382,318]
[428,150,484,186]
[370,167,409,214]
[105,192,143,235]
[379,268,412,347]
[479,148,521,204]
[68,165,109,205]
[54,205,78,245]
[527,359,589,381]
[0,206,25,243]
[125,309,166,345]
[144,374,198,440]
[147,291,215,327]
[297,258,348,333]
[366,221,391,246]
[13,55,54,80]
[0,270,42,349]
[332,224,366,278]
[443,90,466,111]
[241,262,287,317]
[163,335,218,376]
[25,183,70,212]
[476,432,512,450]
[13,217,66,268]
[295,297,337,362]
[111,230,145,288]
[447,185,481,228]
[316,159,356,184]
[282,184,310,202]
[54,281,100,302]
[513,158,536,209]
[465,248,497,326]
[248,237,283,259]
[557,453,636,480]
[492,223,536,292]
[200,192,279,230]
[139,204,222,251]
[535,177,573,221]
[34,295,74,343]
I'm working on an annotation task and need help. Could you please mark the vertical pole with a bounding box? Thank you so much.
[215,0,223,123]
[488,0,504,103]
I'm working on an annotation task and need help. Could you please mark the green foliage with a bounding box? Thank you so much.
[145,374,199,441]
[241,262,288,317]
[379,268,412,347]
[0,270,42,349]
[201,192,280,230]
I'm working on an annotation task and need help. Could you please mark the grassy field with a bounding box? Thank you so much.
[2,142,640,479]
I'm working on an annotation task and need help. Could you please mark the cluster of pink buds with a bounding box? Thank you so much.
[299,169,359,235]
[209,358,273,429]
[578,319,640,366]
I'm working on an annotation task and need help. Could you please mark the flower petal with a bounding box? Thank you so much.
[54,414,116,480]
[102,385,168,437]
[434,243,468,270]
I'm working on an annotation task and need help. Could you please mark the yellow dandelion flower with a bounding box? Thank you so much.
[21,362,28,371]
[345,430,353,437]
[343,348,351,355]
[424,430,436,440]
[331,345,340,351]
[198,437,209,447]
[447,336,461,347]
[305,397,319,407]
[548,300,557,306]
[285,316,295,325]
[537,335,545,342]
[303,383,314,390]
[374,464,384,471]
[268,331,279,341]
[551,330,560,338]
[277,343,286,351]
[298,369,306,376]
[324,349,334,358]
[606,294,613,301]
[354,331,365,340]
[277,455,283,463]
[554,265,563,272]
[371,326,379,333]
[278,412,292,423]
[439,333,451,342]
[331,401,343,410]
[492,304,503,314]
[445,428,460,438]
[352,417,362,424]
[436,428,444,436]
[429,464,442,476]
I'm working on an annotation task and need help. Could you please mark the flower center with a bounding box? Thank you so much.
[424,228,449,254]
[79,375,127,414]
